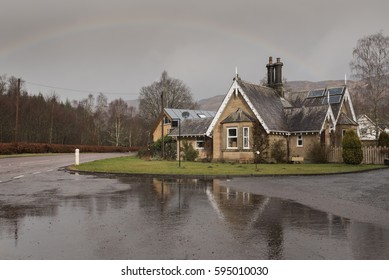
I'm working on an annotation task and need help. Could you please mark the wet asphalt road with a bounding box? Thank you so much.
[224,169,389,228]
[1,154,389,259]
[0,153,125,183]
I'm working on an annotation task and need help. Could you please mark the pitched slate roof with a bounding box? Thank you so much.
[169,117,213,137]
[164,108,216,120]
[284,86,348,127]
[285,91,321,107]
[236,79,289,132]
[285,105,330,132]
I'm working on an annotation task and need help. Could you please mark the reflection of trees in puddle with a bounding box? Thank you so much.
[0,179,135,244]
[0,188,60,238]
[0,203,58,246]
[116,177,212,228]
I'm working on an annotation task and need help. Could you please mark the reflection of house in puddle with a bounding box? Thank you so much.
[151,178,389,259]
[152,178,211,210]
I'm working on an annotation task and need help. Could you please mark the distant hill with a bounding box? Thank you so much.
[197,80,358,111]
[197,95,225,111]
[285,80,356,92]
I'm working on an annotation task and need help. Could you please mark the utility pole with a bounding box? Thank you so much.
[14,78,20,143]
[161,90,165,159]
[49,97,54,144]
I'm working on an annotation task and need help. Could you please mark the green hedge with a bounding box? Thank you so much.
[0,142,141,155]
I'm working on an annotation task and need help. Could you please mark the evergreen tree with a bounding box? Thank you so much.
[342,130,363,164]
[377,131,389,147]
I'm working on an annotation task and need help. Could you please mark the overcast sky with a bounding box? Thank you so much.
[1,0,388,102]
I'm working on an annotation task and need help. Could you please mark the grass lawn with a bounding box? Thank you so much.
[72,156,388,176]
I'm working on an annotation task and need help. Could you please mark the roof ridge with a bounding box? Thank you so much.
[237,78,274,90]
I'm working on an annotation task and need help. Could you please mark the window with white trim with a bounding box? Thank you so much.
[297,135,303,147]
[227,127,238,149]
[243,127,250,149]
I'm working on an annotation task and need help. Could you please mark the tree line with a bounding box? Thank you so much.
[0,71,197,148]
[0,76,148,147]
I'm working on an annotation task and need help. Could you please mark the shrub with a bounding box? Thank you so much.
[308,142,328,163]
[342,130,363,164]
[378,131,389,147]
[149,136,176,160]
[137,147,152,159]
[181,141,198,161]
[270,140,286,163]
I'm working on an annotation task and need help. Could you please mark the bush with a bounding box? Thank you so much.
[270,140,286,163]
[342,130,363,164]
[149,136,176,160]
[378,131,389,147]
[181,141,198,161]
[308,142,328,163]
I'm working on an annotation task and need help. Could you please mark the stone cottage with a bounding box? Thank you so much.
[156,57,359,162]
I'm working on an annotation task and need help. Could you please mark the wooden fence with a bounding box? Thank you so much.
[328,146,389,164]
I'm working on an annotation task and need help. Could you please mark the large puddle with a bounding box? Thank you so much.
[1,176,389,259]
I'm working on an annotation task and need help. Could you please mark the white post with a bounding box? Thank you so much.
[75,149,80,166]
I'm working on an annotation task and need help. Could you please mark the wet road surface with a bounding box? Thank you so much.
[1,155,389,259]
[0,153,125,183]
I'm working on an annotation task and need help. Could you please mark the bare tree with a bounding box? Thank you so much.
[0,75,7,95]
[94,93,109,146]
[138,71,197,127]
[108,98,128,146]
[350,31,389,138]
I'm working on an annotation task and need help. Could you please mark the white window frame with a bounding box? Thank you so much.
[297,135,303,147]
[227,127,238,149]
[243,127,250,149]
[195,140,205,150]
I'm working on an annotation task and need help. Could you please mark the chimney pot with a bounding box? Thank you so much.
[269,56,273,64]
[273,57,284,97]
